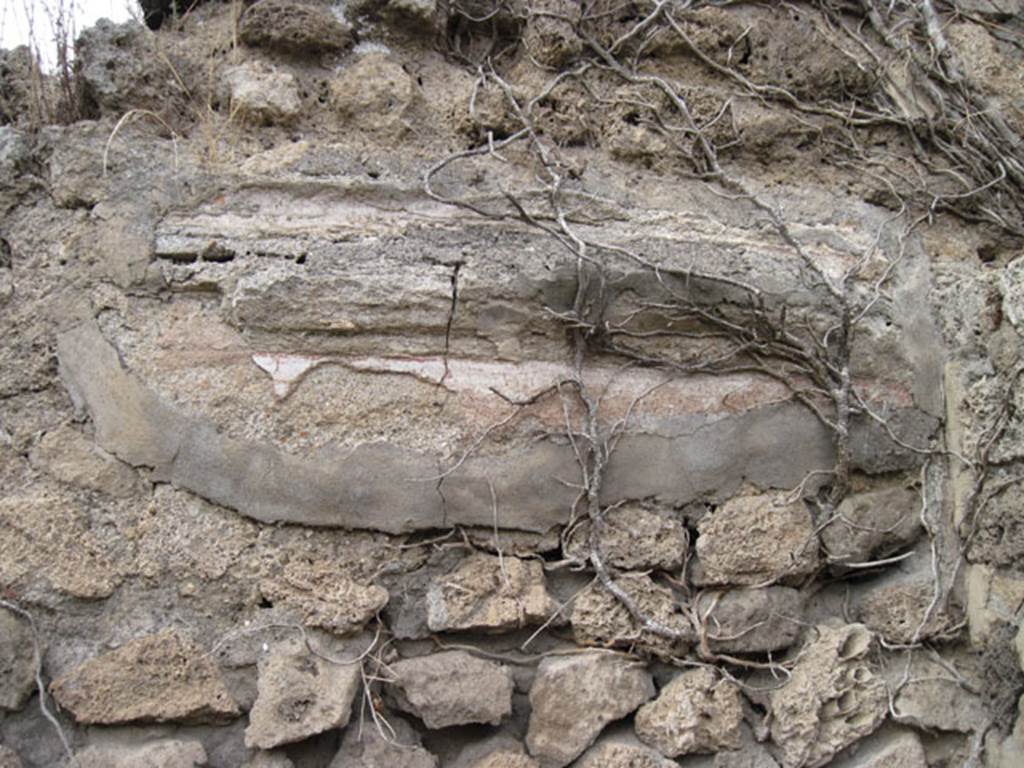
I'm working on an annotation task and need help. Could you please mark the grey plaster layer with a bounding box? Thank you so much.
[58,319,934,534]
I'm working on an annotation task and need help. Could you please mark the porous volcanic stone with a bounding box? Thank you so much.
[426,553,558,632]
[696,493,819,585]
[526,651,655,767]
[571,573,692,657]
[258,560,388,636]
[769,624,886,768]
[50,631,239,725]
[564,503,688,570]
[0,608,36,712]
[386,650,514,728]
[635,667,744,757]
[245,637,361,749]
[239,0,352,54]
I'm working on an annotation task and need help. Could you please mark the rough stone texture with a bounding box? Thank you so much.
[0,746,19,768]
[239,0,353,54]
[821,486,923,567]
[563,504,688,571]
[522,0,582,67]
[715,741,780,768]
[891,662,989,734]
[696,587,804,654]
[50,632,239,725]
[526,652,655,767]
[634,667,744,757]
[571,573,692,657]
[696,494,819,586]
[0,609,36,712]
[574,729,678,768]
[74,739,208,768]
[258,560,388,635]
[828,728,927,768]
[385,650,514,729]
[445,733,533,768]
[329,712,437,768]
[28,424,142,498]
[471,755,538,768]
[224,64,301,125]
[426,554,558,632]
[330,53,419,138]
[856,577,947,645]
[244,637,361,749]
[769,624,887,768]
[242,752,294,768]
[0,493,119,600]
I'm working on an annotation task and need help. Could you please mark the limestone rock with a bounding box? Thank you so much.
[0,745,21,768]
[0,493,119,600]
[821,486,922,568]
[426,553,558,632]
[472,756,538,768]
[563,504,688,570]
[696,494,819,586]
[74,739,208,768]
[635,667,744,757]
[0,608,36,712]
[891,666,988,734]
[259,560,388,636]
[329,53,419,138]
[29,425,141,498]
[385,650,514,729]
[571,573,692,657]
[828,728,927,768]
[329,712,437,767]
[50,631,239,725]
[526,651,655,767]
[574,729,679,768]
[240,0,353,54]
[696,587,804,654]
[769,624,886,768]
[245,637,361,749]
[224,64,301,125]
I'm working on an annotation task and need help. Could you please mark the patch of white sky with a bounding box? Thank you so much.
[1,0,137,67]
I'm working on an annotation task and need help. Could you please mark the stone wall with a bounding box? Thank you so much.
[1,1,1023,767]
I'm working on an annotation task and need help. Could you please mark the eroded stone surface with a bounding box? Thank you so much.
[74,739,208,768]
[828,728,927,768]
[564,504,688,571]
[224,63,301,125]
[29,424,142,498]
[696,587,804,654]
[50,632,239,725]
[856,577,946,644]
[696,494,819,586]
[386,650,513,729]
[571,573,692,657]
[258,560,388,636]
[769,624,886,768]
[240,0,352,53]
[0,746,20,768]
[635,667,744,757]
[0,493,119,600]
[329,712,437,768]
[526,652,655,767]
[245,636,361,749]
[821,486,923,567]
[426,554,558,632]
[0,609,35,712]
[574,729,678,768]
